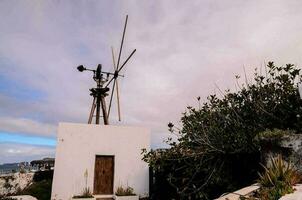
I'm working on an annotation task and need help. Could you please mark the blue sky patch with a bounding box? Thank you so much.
[0,74,45,101]
[0,132,56,146]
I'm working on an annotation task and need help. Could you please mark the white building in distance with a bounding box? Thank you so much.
[51,123,150,200]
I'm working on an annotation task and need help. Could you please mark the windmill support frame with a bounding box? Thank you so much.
[77,15,135,125]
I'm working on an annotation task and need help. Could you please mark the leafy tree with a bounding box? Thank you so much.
[143,62,302,200]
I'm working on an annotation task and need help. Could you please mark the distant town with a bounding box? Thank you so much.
[0,158,54,175]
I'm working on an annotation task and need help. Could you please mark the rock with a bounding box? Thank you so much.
[260,133,302,171]
[0,172,34,196]
[9,195,38,200]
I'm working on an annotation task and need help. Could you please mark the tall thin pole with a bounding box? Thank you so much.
[101,96,109,125]
[88,98,96,124]
[116,15,128,69]
[78,15,135,125]
[96,95,100,124]
[116,78,121,121]
[111,47,121,121]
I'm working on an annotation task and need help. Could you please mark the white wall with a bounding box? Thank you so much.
[51,123,150,200]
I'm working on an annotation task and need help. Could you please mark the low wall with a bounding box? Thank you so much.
[260,133,302,171]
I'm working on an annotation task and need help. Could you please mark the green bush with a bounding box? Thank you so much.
[143,62,302,199]
[33,170,53,182]
[18,170,54,200]
[256,155,301,200]
[21,179,52,200]
[255,129,292,142]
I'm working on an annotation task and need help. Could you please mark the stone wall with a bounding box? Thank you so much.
[260,133,302,171]
[0,172,34,196]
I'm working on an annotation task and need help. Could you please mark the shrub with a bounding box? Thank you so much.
[255,129,293,142]
[21,179,52,200]
[115,186,136,196]
[73,169,93,198]
[73,187,93,198]
[143,62,302,199]
[33,170,53,182]
[257,155,301,200]
[14,170,54,200]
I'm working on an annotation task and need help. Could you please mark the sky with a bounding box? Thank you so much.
[1,0,302,164]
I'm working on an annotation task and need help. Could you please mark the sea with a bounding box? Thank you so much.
[0,162,30,175]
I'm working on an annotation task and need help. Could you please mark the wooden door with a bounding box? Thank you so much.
[94,156,114,194]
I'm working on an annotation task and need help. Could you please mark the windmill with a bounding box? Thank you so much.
[77,15,136,125]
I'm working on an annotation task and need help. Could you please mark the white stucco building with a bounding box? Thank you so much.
[51,122,150,200]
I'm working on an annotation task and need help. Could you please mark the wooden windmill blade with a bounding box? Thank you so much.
[107,15,132,120]
[107,78,116,118]
[105,49,136,88]
[108,47,122,121]
[96,13,128,123]
[111,47,122,121]
[116,15,128,69]
[115,71,121,121]
[77,15,136,125]
[106,14,129,108]
[105,14,136,88]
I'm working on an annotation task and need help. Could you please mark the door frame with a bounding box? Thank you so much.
[93,155,115,194]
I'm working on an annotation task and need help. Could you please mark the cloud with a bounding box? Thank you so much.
[0,143,55,164]
[0,0,302,161]
[0,117,57,137]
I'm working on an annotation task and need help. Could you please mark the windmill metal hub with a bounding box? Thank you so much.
[89,87,110,98]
